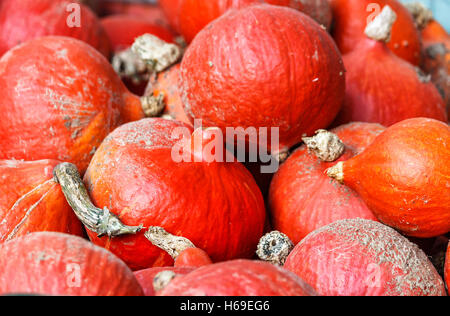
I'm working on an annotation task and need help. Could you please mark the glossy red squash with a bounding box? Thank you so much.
[327,118,450,238]
[269,122,384,244]
[0,160,83,243]
[82,118,266,270]
[334,6,447,127]
[284,219,447,296]
[158,259,318,296]
[0,232,144,296]
[180,4,345,155]
[0,0,110,57]
[330,0,422,66]
[0,36,155,173]
[159,0,332,43]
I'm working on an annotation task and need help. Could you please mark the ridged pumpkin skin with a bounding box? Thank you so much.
[134,267,194,296]
[0,160,83,243]
[159,0,332,43]
[284,219,447,296]
[332,118,450,238]
[0,232,144,296]
[0,36,146,173]
[180,4,345,152]
[330,0,422,66]
[84,118,266,270]
[334,39,447,126]
[0,0,110,57]
[146,64,192,125]
[269,122,384,244]
[158,260,318,296]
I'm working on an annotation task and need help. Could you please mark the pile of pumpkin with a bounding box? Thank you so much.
[0,0,448,296]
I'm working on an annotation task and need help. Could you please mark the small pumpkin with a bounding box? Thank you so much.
[269,122,384,244]
[159,0,332,43]
[334,6,447,127]
[0,160,83,243]
[327,118,450,238]
[180,4,345,155]
[0,232,144,296]
[284,218,447,296]
[74,118,266,270]
[330,0,422,66]
[0,0,110,57]
[158,259,318,296]
[0,36,162,173]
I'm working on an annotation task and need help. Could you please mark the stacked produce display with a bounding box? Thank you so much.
[0,0,448,297]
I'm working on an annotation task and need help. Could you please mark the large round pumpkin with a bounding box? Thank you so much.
[269,122,384,244]
[284,219,447,296]
[0,36,151,173]
[159,0,332,43]
[180,4,345,154]
[83,118,266,270]
[0,160,83,243]
[0,0,110,57]
[0,232,144,296]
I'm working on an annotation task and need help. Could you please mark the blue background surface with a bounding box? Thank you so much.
[401,0,450,31]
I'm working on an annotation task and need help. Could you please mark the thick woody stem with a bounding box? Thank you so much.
[144,226,195,260]
[153,270,177,292]
[326,161,344,184]
[256,231,294,266]
[405,2,433,30]
[53,163,143,238]
[302,129,345,162]
[365,5,398,43]
[132,34,182,73]
[140,93,166,117]
[112,48,149,85]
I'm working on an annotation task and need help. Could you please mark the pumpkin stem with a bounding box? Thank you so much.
[326,161,344,184]
[144,226,195,260]
[302,129,345,162]
[53,163,143,238]
[256,231,294,266]
[112,48,149,85]
[405,2,433,30]
[131,34,182,73]
[140,92,166,117]
[365,5,397,43]
[153,270,177,292]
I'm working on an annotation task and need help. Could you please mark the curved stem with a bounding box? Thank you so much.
[144,226,195,260]
[405,2,433,30]
[141,92,166,117]
[326,161,344,184]
[302,129,345,162]
[53,163,143,238]
[365,5,397,43]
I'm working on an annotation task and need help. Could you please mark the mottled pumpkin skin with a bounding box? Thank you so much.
[0,160,83,243]
[284,219,447,296]
[334,40,447,127]
[159,0,332,43]
[269,122,384,244]
[84,118,266,271]
[158,259,318,296]
[134,267,194,296]
[0,36,145,173]
[0,0,110,57]
[337,118,450,238]
[146,64,192,125]
[330,0,422,66]
[0,232,144,296]
[180,4,345,152]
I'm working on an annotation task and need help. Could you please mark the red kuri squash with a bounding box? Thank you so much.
[180,4,345,155]
[0,160,83,243]
[0,36,161,173]
[76,118,265,270]
[269,122,384,244]
[0,0,110,57]
[158,259,318,296]
[330,0,422,66]
[0,232,144,296]
[327,118,450,238]
[284,218,447,296]
[334,6,447,127]
[159,0,332,43]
